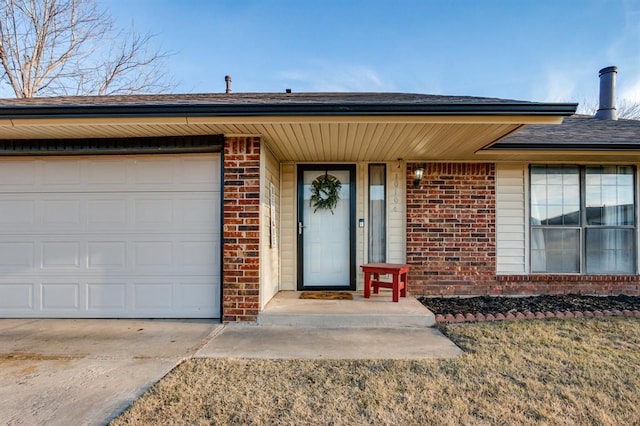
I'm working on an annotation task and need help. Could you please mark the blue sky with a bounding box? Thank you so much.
[106,0,640,107]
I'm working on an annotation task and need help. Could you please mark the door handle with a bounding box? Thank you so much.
[298,222,304,235]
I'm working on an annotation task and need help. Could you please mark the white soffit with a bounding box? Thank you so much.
[0,115,565,162]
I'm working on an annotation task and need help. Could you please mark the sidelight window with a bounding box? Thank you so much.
[368,164,386,263]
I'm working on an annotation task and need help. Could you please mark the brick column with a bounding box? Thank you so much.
[406,163,496,295]
[222,137,261,322]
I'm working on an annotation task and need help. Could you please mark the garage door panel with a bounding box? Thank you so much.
[43,200,82,225]
[0,284,34,309]
[134,158,175,184]
[0,200,35,225]
[42,242,81,268]
[42,160,82,185]
[181,282,219,310]
[134,241,173,267]
[88,242,127,268]
[0,242,34,268]
[41,283,80,310]
[133,199,175,226]
[0,156,219,193]
[87,199,127,227]
[0,161,38,186]
[180,157,220,185]
[88,283,126,311]
[0,154,221,318]
[87,159,129,185]
[0,279,220,318]
[182,241,217,267]
[0,237,218,274]
[134,283,173,309]
[182,197,219,226]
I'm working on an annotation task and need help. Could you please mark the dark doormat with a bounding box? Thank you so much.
[299,291,353,300]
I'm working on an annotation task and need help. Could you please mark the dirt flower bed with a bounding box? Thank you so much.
[111,318,640,425]
[419,294,640,318]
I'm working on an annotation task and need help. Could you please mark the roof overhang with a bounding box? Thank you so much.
[0,101,578,161]
[475,115,640,163]
[475,148,640,163]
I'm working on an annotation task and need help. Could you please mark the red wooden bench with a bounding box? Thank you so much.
[361,263,410,302]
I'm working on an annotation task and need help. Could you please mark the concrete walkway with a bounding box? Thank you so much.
[197,325,462,359]
[0,317,461,425]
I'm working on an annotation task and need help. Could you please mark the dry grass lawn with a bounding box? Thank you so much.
[111,318,640,425]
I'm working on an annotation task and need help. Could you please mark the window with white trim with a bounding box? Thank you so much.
[530,165,636,274]
[368,164,386,263]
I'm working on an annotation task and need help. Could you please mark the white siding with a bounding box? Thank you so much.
[260,145,281,308]
[279,163,296,290]
[358,162,406,288]
[356,163,366,289]
[496,164,528,274]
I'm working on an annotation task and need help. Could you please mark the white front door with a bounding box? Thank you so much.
[297,165,355,290]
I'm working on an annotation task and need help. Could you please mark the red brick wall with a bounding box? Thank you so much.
[406,162,640,296]
[222,137,261,322]
[496,275,640,295]
[406,163,496,295]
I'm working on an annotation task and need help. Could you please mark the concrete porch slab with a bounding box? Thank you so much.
[258,291,435,328]
[195,325,462,359]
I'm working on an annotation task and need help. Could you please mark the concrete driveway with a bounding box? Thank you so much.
[0,319,222,426]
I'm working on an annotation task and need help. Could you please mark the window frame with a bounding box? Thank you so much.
[368,163,387,263]
[529,164,637,275]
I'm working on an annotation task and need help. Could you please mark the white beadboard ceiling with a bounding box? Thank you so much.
[0,115,569,161]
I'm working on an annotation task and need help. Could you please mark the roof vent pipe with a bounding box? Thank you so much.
[225,75,232,94]
[594,66,617,120]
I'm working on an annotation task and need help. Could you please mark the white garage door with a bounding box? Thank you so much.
[0,154,221,318]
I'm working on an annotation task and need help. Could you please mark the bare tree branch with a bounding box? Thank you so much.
[618,100,640,120]
[0,0,173,97]
[578,97,640,120]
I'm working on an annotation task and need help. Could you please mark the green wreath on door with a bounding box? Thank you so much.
[310,173,341,214]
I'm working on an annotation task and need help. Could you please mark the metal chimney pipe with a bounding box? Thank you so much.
[225,75,232,94]
[594,66,617,120]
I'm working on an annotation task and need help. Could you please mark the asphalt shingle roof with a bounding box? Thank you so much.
[0,92,530,107]
[0,91,577,119]
[489,115,640,149]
